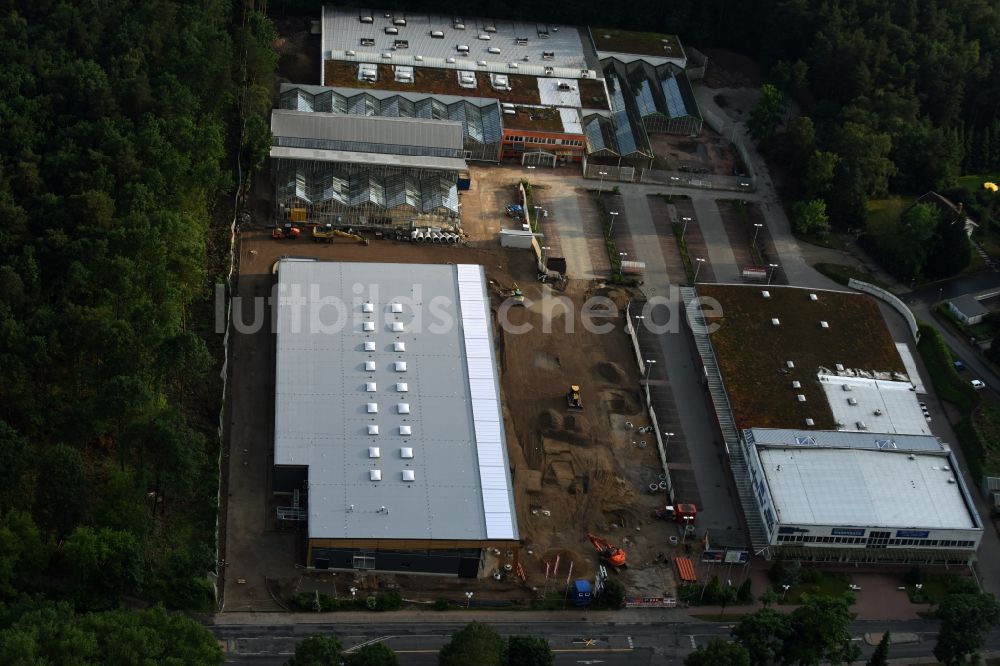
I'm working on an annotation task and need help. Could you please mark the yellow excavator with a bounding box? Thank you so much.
[312,224,369,245]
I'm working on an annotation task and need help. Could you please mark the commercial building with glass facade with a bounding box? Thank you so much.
[270,109,467,228]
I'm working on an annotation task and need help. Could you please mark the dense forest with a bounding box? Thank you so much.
[0,0,273,658]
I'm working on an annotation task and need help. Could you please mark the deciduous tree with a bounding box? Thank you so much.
[504,635,553,666]
[934,592,1000,665]
[439,622,504,666]
[685,637,750,666]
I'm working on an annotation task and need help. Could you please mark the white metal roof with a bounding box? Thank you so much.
[269,145,468,172]
[322,6,595,79]
[759,447,977,530]
[273,260,518,542]
[537,78,582,108]
[558,107,583,134]
[271,109,464,151]
[819,374,932,436]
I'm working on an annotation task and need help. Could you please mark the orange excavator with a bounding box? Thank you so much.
[588,533,626,568]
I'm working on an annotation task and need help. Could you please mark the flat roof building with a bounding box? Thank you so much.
[742,428,982,564]
[273,260,518,576]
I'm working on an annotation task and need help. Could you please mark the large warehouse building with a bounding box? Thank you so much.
[742,428,982,564]
[685,284,984,564]
[272,259,518,577]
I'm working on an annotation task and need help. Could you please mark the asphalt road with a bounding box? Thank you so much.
[212,617,1000,665]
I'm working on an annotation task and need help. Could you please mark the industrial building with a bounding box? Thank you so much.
[742,428,982,564]
[272,259,519,576]
[270,109,467,227]
[684,284,984,563]
[280,84,504,162]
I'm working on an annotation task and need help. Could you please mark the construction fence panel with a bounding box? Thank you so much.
[639,168,756,192]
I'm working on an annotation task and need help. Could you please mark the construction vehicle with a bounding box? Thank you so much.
[312,224,369,245]
[272,224,301,240]
[588,533,626,568]
[567,385,583,410]
[490,280,525,306]
[651,503,698,526]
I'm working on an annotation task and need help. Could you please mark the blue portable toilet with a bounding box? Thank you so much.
[571,579,593,606]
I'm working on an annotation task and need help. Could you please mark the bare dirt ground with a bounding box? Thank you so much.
[273,15,321,86]
[717,200,756,270]
[225,229,678,607]
[459,166,527,243]
[697,48,765,89]
[648,126,744,176]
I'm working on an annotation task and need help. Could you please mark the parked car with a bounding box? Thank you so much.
[954,360,966,371]
[971,379,986,389]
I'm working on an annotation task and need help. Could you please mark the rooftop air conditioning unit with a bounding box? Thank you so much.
[431,30,445,38]
[360,14,374,23]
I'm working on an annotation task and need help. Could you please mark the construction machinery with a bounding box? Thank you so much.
[588,533,626,568]
[651,503,698,526]
[272,224,301,240]
[312,224,369,245]
[490,280,525,306]
[567,385,583,410]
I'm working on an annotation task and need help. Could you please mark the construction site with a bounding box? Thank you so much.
[225,225,694,609]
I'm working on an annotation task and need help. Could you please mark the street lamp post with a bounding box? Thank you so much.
[693,257,706,284]
[598,170,608,194]
[618,252,627,280]
[465,591,474,609]
[644,359,656,381]
[752,223,763,248]
[781,584,790,601]
[663,431,675,449]
[681,216,693,240]
[608,211,619,236]
[767,262,780,285]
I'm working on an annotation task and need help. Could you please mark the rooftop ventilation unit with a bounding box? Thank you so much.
[370,469,382,481]
[364,341,376,351]
[385,26,398,35]
[399,425,412,436]
[454,18,465,30]
[487,47,501,55]
[809,293,818,301]
[796,394,806,402]
[478,33,491,40]
[393,17,406,26]
[367,424,380,435]
[366,382,377,392]
[516,37,528,45]
[477,60,488,67]
[394,342,406,352]
[543,51,555,60]
[457,44,470,53]
[400,447,414,458]
[791,381,801,389]
[820,320,829,329]
[361,37,375,46]
[762,290,770,298]
[392,322,405,332]
[857,421,868,431]
[842,383,852,391]
[346,50,356,56]
[360,14,374,23]
[414,55,423,61]
[484,23,497,32]
[368,446,380,458]
[391,302,403,313]
[447,57,456,63]
[771,318,780,326]
[396,382,409,392]
[804,418,815,426]
[402,470,416,482]
[835,363,845,371]
[508,62,519,69]
[364,361,376,372]
[381,52,392,59]
[947,477,956,484]
[848,397,858,405]
[395,361,407,372]
[786,360,795,369]
[363,321,375,331]
[431,30,445,38]
[363,302,374,313]
[367,402,378,413]
[398,403,410,414]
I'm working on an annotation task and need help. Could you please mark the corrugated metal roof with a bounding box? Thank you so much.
[457,264,517,539]
[271,109,464,151]
[322,6,595,79]
[269,145,467,172]
[273,260,517,542]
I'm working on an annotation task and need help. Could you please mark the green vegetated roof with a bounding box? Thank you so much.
[592,28,683,59]
[698,284,904,430]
